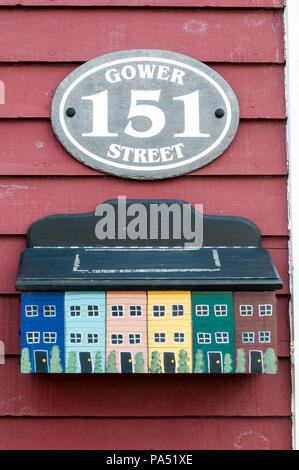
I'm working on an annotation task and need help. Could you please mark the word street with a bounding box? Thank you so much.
[107,143,185,163]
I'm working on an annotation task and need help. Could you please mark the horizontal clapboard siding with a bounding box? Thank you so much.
[0,9,284,63]
[0,1,286,8]
[0,1,290,450]
[0,416,291,450]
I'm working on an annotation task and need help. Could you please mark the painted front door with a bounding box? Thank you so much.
[120,352,133,373]
[79,352,92,373]
[250,351,263,373]
[208,352,223,373]
[164,352,176,373]
[34,350,48,373]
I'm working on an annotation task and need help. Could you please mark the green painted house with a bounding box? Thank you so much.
[192,292,235,373]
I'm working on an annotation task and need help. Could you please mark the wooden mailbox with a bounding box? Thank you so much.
[16,199,282,374]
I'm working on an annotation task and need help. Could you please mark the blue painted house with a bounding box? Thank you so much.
[64,291,106,373]
[20,292,65,373]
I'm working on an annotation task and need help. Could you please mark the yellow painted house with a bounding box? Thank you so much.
[147,291,193,373]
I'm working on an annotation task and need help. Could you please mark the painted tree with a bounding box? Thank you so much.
[194,349,205,373]
[264,348,278,374]
[177,349,190,373]
[236,348,246,373]
[20,347,31,373]
[49,345,63,373]
[134,352,145,373]
[149,351,162,373]
[94,351,103,373]
[106,351,118,373]
[66,351,77,373]
[224,353,233,373]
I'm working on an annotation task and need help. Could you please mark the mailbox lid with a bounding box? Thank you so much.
[15,245,282,291]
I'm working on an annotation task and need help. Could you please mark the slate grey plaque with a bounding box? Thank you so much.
[51,50,240,180]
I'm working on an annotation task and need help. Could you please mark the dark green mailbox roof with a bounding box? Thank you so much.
[15,200,282,292]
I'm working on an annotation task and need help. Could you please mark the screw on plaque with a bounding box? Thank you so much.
[215,108,225,118]
[66,107,76,117]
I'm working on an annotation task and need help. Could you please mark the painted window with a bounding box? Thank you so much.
[87,333,99,343]
[171,304,184,317]
[43,305,56,317]
[259,331,271,343]
[43,332,57,343]
[242,332,255,343]
[111,333,124,345]
[196,305,209,316]
[26,332,40,343]
[152,305,166,317]
[25,305,38,317]
[70,333,82,343]
[173,332,185,343]
[69,305,81,317]
[197,333,211,344]
[129,305,142,317]
[258,304,273,316]
[128,333,141,344]
[214,305,228,316]
[215,332,229,343]
[87,305,100,317]
[111,305,124,317]
[240,305,253,316]
[154,332,166,343]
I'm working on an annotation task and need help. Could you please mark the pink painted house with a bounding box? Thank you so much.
[106,291,148,373]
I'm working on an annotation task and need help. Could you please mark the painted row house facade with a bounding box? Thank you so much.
[20,288,278,374]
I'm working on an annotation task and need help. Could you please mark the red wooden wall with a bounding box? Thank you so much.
[0,0,291,450]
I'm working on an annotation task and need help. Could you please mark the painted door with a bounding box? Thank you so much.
[250,351,263,373]
[164,352,176,373]
[79,352,92,373]
[34,350,48,373]
[208,352,223,373]
[120,352,133,373]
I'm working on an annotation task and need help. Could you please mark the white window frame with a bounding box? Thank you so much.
[69,305,81,317]
[196,305,209,316]
[239,305,253,316]
[171,304,184,317]
[258,331,271,343]
[241,332,255,344]
[128,333,141,344]
[87,333,100,343]
[214,305,228,316]
[215,332,229,344]
[25,305,38,317]
[154,332,166,343]
[286,0,299,449]
[152,305,166,318]
[173,332,185,343]
[43,305,56,317]
[26,332,40,343]
[197,333,211,344]
[258,304,273,317]
[43,332,57,343]
[87,305,100,317]
[110,333,124,345]
[129,305,143,317]
[69,332,82,343]
[110,305,124,317]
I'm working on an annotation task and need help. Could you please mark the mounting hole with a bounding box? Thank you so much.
[215,108,225,118]
[66,107,76,117]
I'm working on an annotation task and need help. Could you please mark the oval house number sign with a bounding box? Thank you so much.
[51,50,240,180]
